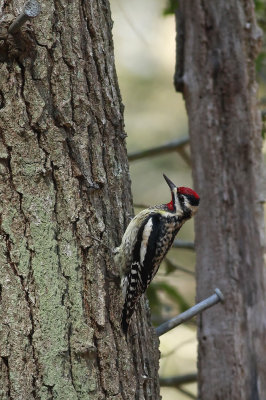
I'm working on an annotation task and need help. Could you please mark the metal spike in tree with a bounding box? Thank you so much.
[176,1,266,399]
[0,1,160,398]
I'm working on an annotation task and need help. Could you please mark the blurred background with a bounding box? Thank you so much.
[110,0,266,399]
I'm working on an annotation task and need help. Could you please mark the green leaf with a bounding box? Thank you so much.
[163,0,179,16]
[254,0,266,12]
[165,259,177,275]
[164,257,195,276]
[149,281,190,312]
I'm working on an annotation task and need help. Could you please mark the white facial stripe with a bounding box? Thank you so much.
[140,218,153,264]
[184,197,190,209]
[172,188,184,216]
[173,187,178,207]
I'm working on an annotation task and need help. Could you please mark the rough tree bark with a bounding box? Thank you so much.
[175,1,266,399]
[0,1,160,399]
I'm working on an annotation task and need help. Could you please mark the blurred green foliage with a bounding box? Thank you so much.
[163,0,178,16]
[147,280,190,326]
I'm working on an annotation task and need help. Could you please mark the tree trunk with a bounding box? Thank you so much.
[0,1,160,399]
[175,1,266,399]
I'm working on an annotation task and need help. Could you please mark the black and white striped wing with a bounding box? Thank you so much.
[121,213,178,333]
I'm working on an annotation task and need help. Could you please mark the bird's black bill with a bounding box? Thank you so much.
[163,174,177,191]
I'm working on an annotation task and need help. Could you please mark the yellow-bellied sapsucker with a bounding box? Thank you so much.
[115,174,200,334]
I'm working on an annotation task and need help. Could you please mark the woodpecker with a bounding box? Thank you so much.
[115,174,200,334]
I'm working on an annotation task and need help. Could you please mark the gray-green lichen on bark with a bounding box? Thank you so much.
[0,1,160,399]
